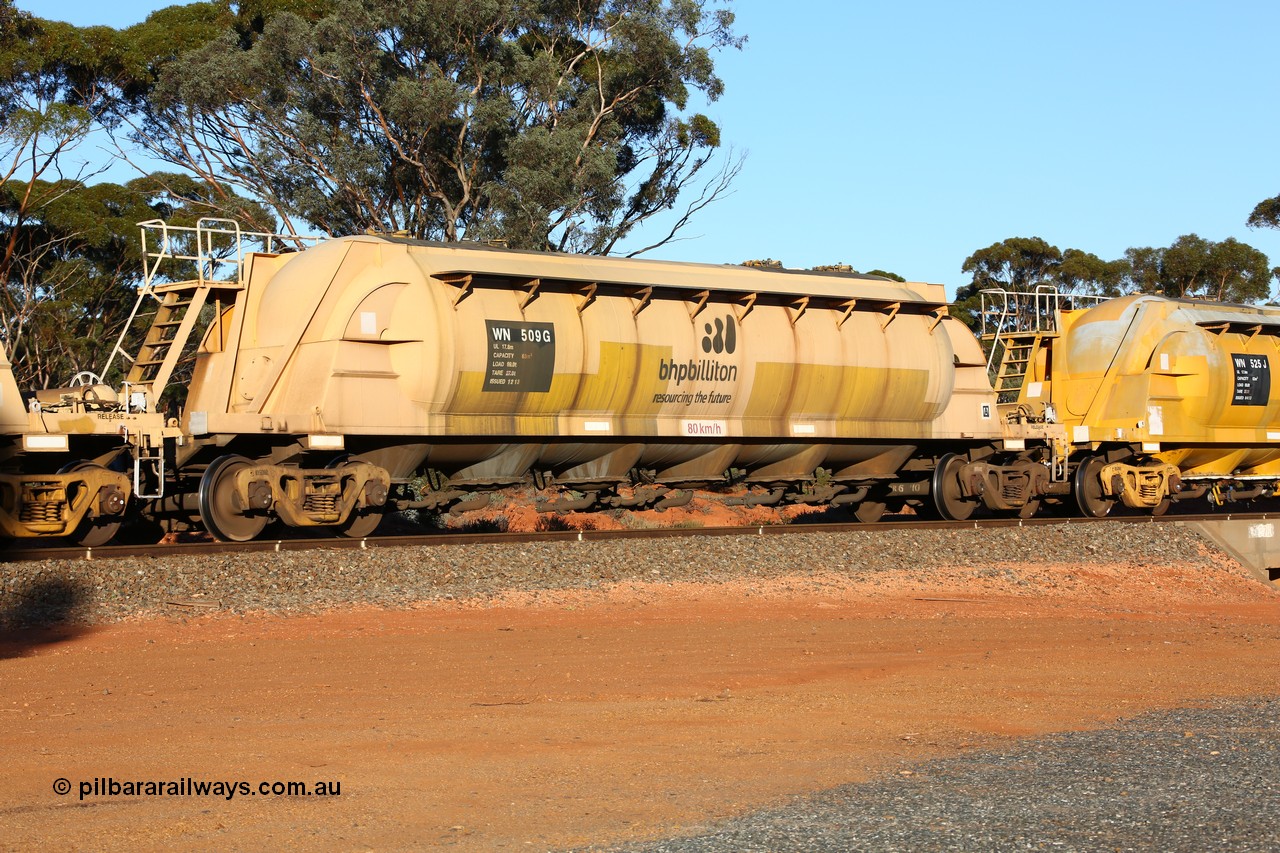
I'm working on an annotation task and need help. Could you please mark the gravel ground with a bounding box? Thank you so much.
[608,697,1280,853]
[0,522,1250,628]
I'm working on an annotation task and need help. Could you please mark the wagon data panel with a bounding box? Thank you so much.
[484,320,556,393]
[1231,353,1271,406]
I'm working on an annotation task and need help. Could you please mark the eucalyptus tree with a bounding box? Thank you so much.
[1248,194,1280,230]
[1125,234,1272,303]
[0,0,271,387]
[0,0,133,386]
[1055,248,1129,297]
[1,169,270,390]
[952,237,1069,331]
[122,0,744,253]
[1246,194,1280,294]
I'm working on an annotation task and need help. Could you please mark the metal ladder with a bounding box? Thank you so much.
[991,332,1042,400]
[123,283,213,395]
[979,286,1107,483]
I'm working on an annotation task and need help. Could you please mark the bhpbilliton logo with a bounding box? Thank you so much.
[701,315,736,354]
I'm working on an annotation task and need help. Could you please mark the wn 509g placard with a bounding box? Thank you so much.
[484,320,556,392]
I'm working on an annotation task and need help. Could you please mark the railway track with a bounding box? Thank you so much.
[3,509,1275,564]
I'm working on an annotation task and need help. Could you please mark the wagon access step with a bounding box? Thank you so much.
[128,282,240,391]
[989,331,1046,401]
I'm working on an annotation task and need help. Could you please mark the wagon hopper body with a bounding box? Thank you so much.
[170,233,1055,539]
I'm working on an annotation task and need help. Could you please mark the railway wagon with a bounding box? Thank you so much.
[120,221,1058,541]
[0,344,175,545]
[987,288,1280,516]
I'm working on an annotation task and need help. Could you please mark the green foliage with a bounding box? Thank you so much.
[125,0,744,253]
[953,237,1067,329]
[1,178,148,388]
[961,236,1063,292]
[0,2,313,391]
[1247,194,1280,230]
[0,3,128,387]
[1125,234,1273,303]
[1056,248,1128,297]
[953,233,1276,331]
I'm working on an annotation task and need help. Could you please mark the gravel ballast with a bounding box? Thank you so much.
[0,522,1257,627]
[614,697,1280,853]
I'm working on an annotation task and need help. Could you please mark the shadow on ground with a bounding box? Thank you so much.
[0,576,92,659]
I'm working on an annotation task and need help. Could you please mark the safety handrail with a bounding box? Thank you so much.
[979,286,1109,336]
[137,217,325,288]
[978,286,1110,371]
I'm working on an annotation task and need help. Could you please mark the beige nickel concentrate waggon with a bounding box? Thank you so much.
[75,218,1056,542]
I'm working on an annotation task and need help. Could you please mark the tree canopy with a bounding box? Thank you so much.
[3,0,1279,391]
[952,233,1278,331]
[119,0,744,253]
[1125,234,1273,303]
[1,168,270,389]
[0,0,290,387]
[1248,194,1280,230]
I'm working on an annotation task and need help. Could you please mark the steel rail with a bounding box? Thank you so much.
[1,510,1273,564]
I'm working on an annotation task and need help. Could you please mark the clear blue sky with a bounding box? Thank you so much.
[20,0,1280,298]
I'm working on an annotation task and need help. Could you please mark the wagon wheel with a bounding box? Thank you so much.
[60,461,123,547]
[1016,498,1041,520]
[1150,497,1171,517]
[853,499,886,524]
[198,454,268,542]
[931,453,977,521]
[336,504,385,539]
[335,462,386,538]
[1072,456,1115,518]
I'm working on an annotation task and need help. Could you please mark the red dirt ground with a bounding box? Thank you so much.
[2,560,1279,851]
[442,487,825,532]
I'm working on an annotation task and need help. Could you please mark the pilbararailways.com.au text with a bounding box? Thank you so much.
[54,776,341,801]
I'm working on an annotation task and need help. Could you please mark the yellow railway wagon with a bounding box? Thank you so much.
[996,291,1280,516]
[168,232,1052,539]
